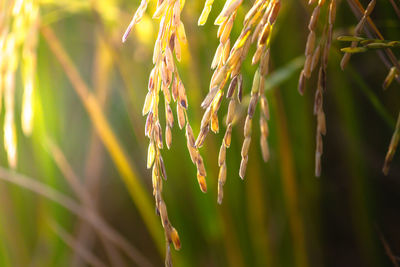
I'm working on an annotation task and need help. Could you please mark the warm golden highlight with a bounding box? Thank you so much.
[0,0,38,168]
[123,0,207,265]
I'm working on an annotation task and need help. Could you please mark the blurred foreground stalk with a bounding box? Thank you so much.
[0,167,151,266]
[40,25,164,253]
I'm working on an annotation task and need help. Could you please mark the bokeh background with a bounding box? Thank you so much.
[0,0,400,266]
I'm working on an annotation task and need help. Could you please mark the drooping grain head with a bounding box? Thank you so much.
[298,0,337,177]
[198,0,281,203]
[123,0,212,263]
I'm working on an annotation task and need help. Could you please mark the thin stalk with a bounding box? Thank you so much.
[71,33,127,267]
[49,220,108,267]
[46,139,127,267]
[273,90,308,267]
[383,112,400,175]
[347,0,400,77]
[388,0,400,21]
[0,187,29,266]
[377,227,400,267]
[245,156,273,267]
[0,167,152,267]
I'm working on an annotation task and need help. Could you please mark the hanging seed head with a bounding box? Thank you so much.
[298,70,306,95]
[252,70,261,95]
[239,155,248,179]
[241,137,251,158]
[248,95,258,119]
[201,106,212,130]
[201,87,219,109]
[260,135,270,162]
[244,116,252,137]
[196,0,281,203]
[227,75,238,98]
[317,111,326,135]
[226,99,236,125]
[172,76,179,101]
[217,183,224,205]
[159,156,168,180]
[187,140,199,163]
[260,49,270,76]
[314,89,323,115]
[155,121,163,149]
[237,73,243,103]
[147,142,156,169]
[198,0,214,25]
[195,125,209,148]
[305,31,316,56]
[224,124,233,148]
[122,0,149,42]
[303,54,313,78]
[123,0,211,264]
[218,143,226,166]
[196,155,207,177]
[315,150,322,177]
[145,112,154,137]
[197,171,208,193]
[185,124,195,147]
[211,112,220,133]
[178,81,188,109]
[170,227,181,250]
[165,125,172,149]
[310,44,321,73]
[260,96,270,120]
[177,103,186,129]
[268,0,281,24]
[143,92,153,115]
[260,117,268,137]
[218,162,227,186]
[308,5,320,31]
[253,45,264,65]
[211,90,224,113]
[166,104,174,128]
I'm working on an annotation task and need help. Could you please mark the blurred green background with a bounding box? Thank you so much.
[0,0,400,266]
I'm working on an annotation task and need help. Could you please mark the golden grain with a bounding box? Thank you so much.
[197,0,280,202]
[340,0,376,70]
[298,0,337,176]
[122,0,213,263]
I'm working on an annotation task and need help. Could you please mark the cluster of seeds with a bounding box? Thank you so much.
[198,0,280,203]
[298,0,337,177]
[0,0,38,168]
[123,0,211,264]
[122,0,400,264]
[340,0,376,70]
[338,36,400,55]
